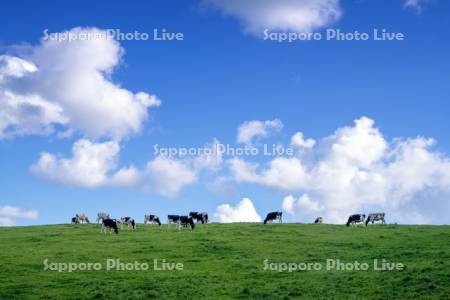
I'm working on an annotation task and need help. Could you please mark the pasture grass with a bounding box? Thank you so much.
[0,223,449,299]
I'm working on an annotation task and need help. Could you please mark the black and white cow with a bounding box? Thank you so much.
[365,213,386,226]
[314,217,323,224]
[264,212,282,224]
[346,214,366,226]
[71,217,79,224]
[121,217,136,230]
[167,215,181,226]
[189,212,209,224]
[96,212,110,224]
[144,214,161,226]
[177,216,195,230]
[102,218,119,234]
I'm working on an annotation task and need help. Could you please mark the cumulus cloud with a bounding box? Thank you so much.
[282,194,322,217]
[214,197,262,222]
[237,118,283,145]
[230,117,450,224]
[0,205,39,226]
[30,139,123,188]
[229,157,310,191]
[0,27,160,140]
[31,139,199,197]
[290,132,316,149]
[203,0,342,36]
[146,156,197,197]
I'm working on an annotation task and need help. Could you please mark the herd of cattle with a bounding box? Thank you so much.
[71,212,209,234]
[263,212,386,226]
[70,211,386,234]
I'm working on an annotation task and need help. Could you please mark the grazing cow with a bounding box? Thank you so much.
[346,214,366,226]
[102,218,119,234]
[71,217,79,224]
[144,215,161,226]
[314,217,323,224]
[121,217,136,230]
[189,212,209,224]
[177,216,195,230]
[75,213,90,224]
[96,212,110,224]
[365,213,386,226]
[264,212,282,224]
[167,215,181,226]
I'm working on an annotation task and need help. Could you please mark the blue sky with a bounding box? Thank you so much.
[0,0,449,226]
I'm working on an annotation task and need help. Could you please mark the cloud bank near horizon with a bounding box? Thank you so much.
[229,117,450,224]
[0,205,39,226]
[28,114,450,224]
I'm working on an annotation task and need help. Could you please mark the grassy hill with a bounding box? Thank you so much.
[0,223,449,299]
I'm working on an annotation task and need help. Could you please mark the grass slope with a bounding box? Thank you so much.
[0,223,449,299]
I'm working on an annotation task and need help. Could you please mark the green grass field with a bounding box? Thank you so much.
[0,223,449,299]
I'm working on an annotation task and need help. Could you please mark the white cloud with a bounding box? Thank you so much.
[193,138,224,172]
[214,197,262,222]
[31,139,198,197]
[282,194,322,216]
[30,139,122,188]
[145,156,197,197]
[229,156,310,191]
[0,55,38,80]
[290,132,316,149]
[237,118,283,145]
[0,217,15,226]
[0,27,160,140]
[203,0,342,36]
[0,205,39,226]
[229,117,450,224]
[404,0,431,12]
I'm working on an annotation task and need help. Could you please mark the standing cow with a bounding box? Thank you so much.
[101,218,119,234]
[264,212,282,224]
[189,212,209,224]
[167,215,181,227]
[365,213,386,226]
